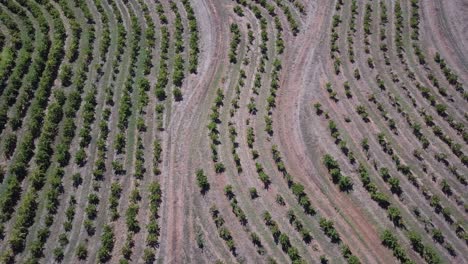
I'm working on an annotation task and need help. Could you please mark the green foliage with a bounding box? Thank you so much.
[432,229,444,244]
[388,207,403,227]
[97,225,114,263]
[173,55,185,87]
[53,247,64,262]
[247,127,255,148]
[233,5,243,16]
[249,187,258,199]
[440,179,452,196]
[230,198,247,225]
[356,105,370,122]
[142,248,155,264]
[214,162,225,173]
[126,203,140,232]
[323,154,353,192]
[74,148,87,166]
[256,163,270,188]
[338,176,353,192]
[84,219,95,236]
[196,169,210,194]
[388,177,401,195]
[224,185,234,200]
[210,205,236,255]
[8,190,38,253]
[319,218,340,243]
[3,133,17,158]
[229,24,241,63]
[59,64,72,87]
[363,4,372,35]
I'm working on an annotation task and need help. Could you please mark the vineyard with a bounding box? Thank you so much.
[0,0,466,263]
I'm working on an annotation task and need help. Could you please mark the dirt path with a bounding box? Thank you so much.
[274,0,395,262]
[423,0,468,76]
[157,0,226,262]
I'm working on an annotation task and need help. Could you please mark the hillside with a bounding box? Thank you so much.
[0,0,466,263]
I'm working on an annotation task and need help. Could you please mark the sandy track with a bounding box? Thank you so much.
[274,0,395,262]
[423,0,468,77]
[157,0,226,262]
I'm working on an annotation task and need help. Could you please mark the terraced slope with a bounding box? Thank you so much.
[0,0,466,263]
